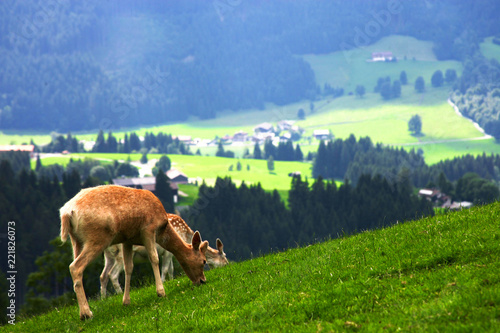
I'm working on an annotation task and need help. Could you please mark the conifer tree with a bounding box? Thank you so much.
[400,70,408,85]
[415,76,425,93]
[106,131,118,153]
[155,169,175,213]
[93,129,107,152]
[267,155,275,172]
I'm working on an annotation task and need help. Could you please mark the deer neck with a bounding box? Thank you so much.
[160,222,192,258]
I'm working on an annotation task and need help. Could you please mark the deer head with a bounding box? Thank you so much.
[206,238,229,268]
[158,228,208,285]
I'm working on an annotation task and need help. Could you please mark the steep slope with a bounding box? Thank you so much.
[8,203,500,332]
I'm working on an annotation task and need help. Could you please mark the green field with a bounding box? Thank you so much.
[40,153,313,192]
[302,35,463,93]
[480,37,500,62]
[299,90,481,145]
[4,34,500,174]
[9,201,500,332]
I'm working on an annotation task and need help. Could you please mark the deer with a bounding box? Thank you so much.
[100,213,228,298]
[60,185,209,320]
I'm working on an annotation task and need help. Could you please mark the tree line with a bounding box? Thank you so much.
[184,175,434,262]
[450,54,500,139]
[312,135,500,204]
[42,130,192,155]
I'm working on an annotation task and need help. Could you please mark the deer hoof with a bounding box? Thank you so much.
[80,310,93,321]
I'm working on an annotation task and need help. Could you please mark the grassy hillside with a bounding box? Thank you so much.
[302,35,463,93]
[481,37,500,62]
[3,34,500,168]
[8,202,499,332]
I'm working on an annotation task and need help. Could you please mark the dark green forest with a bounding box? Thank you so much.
[312,135,500,204]
[184,174,434,261]
[1,0,499,131]
[450,55,500,138]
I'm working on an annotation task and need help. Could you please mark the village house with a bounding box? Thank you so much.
[112,176,179,202]
[418,188,472,211]
[252,131,275,143]
[277,120,295,131]
[313,129,331,141]
[371,51,394,62]
[232,131,248,142]
[0,144,35,158]
[173,135,193,145]
[166,168,189,184]
[253,122,274,134]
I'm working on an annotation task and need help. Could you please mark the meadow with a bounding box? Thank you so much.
[7,200,499,332]
[40,153,314,193]
[4,34,500,184]
[301,35,463,92]
[480,37,500,62]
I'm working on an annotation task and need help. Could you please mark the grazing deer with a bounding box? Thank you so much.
[60,185,208,320]
[100,214,228,298]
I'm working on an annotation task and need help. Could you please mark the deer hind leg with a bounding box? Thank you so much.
[143,238,165,297]
[69,241,109,320]
[161,251,174,282]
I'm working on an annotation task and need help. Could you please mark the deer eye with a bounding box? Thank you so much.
[203,260,207,265]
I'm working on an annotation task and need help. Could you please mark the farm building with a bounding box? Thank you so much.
[233,131,248,142]
[173,135,192,145]
[418,188,472,210]
[254,122,274,133]
[371,52,394,62]
[0,144,35,158]
[112,176,179,201]
[166,168,189,184]
[277,120,295,131]
[313,129,331,140]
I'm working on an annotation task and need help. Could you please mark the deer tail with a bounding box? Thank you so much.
[60,210,72,243]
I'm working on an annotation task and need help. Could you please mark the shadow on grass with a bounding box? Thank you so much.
[410,132,425,138]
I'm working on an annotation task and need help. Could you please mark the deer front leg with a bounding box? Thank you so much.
[122,243,134,306]
[143,238,165,297]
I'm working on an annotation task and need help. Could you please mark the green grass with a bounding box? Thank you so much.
[163,154,312,191]
[302,35,463,93]
[0,131,53,145]
[299,88,481,145]
[480,37,500,62]
[6,34,500,171]
[8,201,500,332]
[401,138,500,165]
[38,153,312,193]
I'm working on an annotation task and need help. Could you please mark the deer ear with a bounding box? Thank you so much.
[200,240,208,254]
[216,238,224,253]
[192,231,202,250]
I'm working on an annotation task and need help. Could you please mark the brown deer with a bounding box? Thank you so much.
[60,185,208,320]
[100,214,228,298]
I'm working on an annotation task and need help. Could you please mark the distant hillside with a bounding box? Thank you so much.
[9,202,500,331]
[302,35,463,93]
[0,0,499,132]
